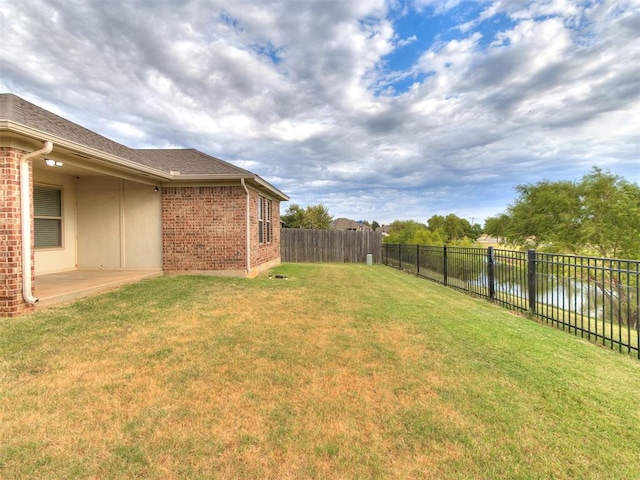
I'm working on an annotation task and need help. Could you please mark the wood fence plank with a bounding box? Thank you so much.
[281,229,382,263]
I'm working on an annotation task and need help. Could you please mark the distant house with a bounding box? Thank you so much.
[0,94,288,317]
[332,218,373,231]
[379,224,392,237]
[332,218,359,230]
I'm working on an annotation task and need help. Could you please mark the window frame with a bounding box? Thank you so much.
[258,196,264,244]
[33,184,64,249]
[266,198,272,243]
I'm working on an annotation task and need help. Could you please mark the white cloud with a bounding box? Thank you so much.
[269,119,331,142]
[413,0,466,15]
[397,34,418,47]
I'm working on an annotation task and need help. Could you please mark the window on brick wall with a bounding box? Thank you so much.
[34,185,62,248]
[258,197,273,243]
[266,198,272,243]
[258,196,273,244]
[258,196,264,243]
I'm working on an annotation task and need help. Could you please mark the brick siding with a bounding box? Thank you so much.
[162,186,249,272]
[162,185,281,275]
[0,147,34,317]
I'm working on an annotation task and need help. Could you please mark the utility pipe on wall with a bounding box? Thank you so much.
[241,178,251,275]
[20,141,54,304]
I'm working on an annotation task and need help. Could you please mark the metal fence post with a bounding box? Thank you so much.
[527,249,537,315]
[487,246,495,300]
[416,245,420,274]
[398,244,402,270]
[443,245,448,286]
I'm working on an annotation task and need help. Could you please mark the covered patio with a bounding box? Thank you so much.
[34,270,163,308]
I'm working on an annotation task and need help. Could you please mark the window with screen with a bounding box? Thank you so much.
[34,186,62,248]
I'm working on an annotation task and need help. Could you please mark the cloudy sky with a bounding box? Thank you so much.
[2,0,639,225]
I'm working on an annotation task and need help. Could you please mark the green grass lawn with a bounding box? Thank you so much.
[1,263,639,479]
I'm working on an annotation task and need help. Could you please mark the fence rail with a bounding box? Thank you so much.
[382,244,640,359]
[281,229,382,263]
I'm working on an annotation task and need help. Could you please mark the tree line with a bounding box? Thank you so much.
[383,215,482,246]
[281,203,481,246]
[280,168,640,259]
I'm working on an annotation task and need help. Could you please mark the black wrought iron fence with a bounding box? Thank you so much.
[382,244,640,359]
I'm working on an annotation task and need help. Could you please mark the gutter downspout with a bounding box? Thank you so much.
[240,178,251,275]
[20,141,54,304]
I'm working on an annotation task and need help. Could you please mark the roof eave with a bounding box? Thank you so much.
[251,175,289,201]
[1,121,173,181]
[172,173,289,201]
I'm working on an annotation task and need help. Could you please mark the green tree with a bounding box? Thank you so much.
[371,220,380,231]
[483,214,511,242]
[281,204,306,228]
[427,213,479,243]
[469,222,483,241]
[411,228,445,246]
[384,220,427,244]
[445,213,471,242]
[486,168,640,258]
[579,168,640,258]
[427,215,446,234]
[303,204,333,229]
[384,220,444,245]
[506,180,582,251]
[281,203,333,229]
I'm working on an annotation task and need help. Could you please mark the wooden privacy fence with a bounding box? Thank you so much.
[281,229,383,263]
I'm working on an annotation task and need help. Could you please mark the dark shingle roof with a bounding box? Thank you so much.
[0,93,135,159]
[0,93,252,177]
[135,149,252,176]
[332,218,359,230]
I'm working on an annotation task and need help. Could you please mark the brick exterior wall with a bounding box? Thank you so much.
[0,147,34,317]
[162,186,248,272]
[162,185,282,275]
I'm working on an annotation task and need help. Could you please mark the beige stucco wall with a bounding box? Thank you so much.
[77,177,120,268]
[76,177,162,269]
[123,180,163,268]
[33,169,77,275]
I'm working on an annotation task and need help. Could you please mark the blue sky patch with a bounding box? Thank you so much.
[250,42,283,65]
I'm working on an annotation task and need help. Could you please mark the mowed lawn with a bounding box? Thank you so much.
[1,264,639,479]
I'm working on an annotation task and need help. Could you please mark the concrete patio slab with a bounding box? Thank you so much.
[34,269,163,308]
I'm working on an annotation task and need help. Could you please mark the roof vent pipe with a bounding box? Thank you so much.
[20,141,54,304]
